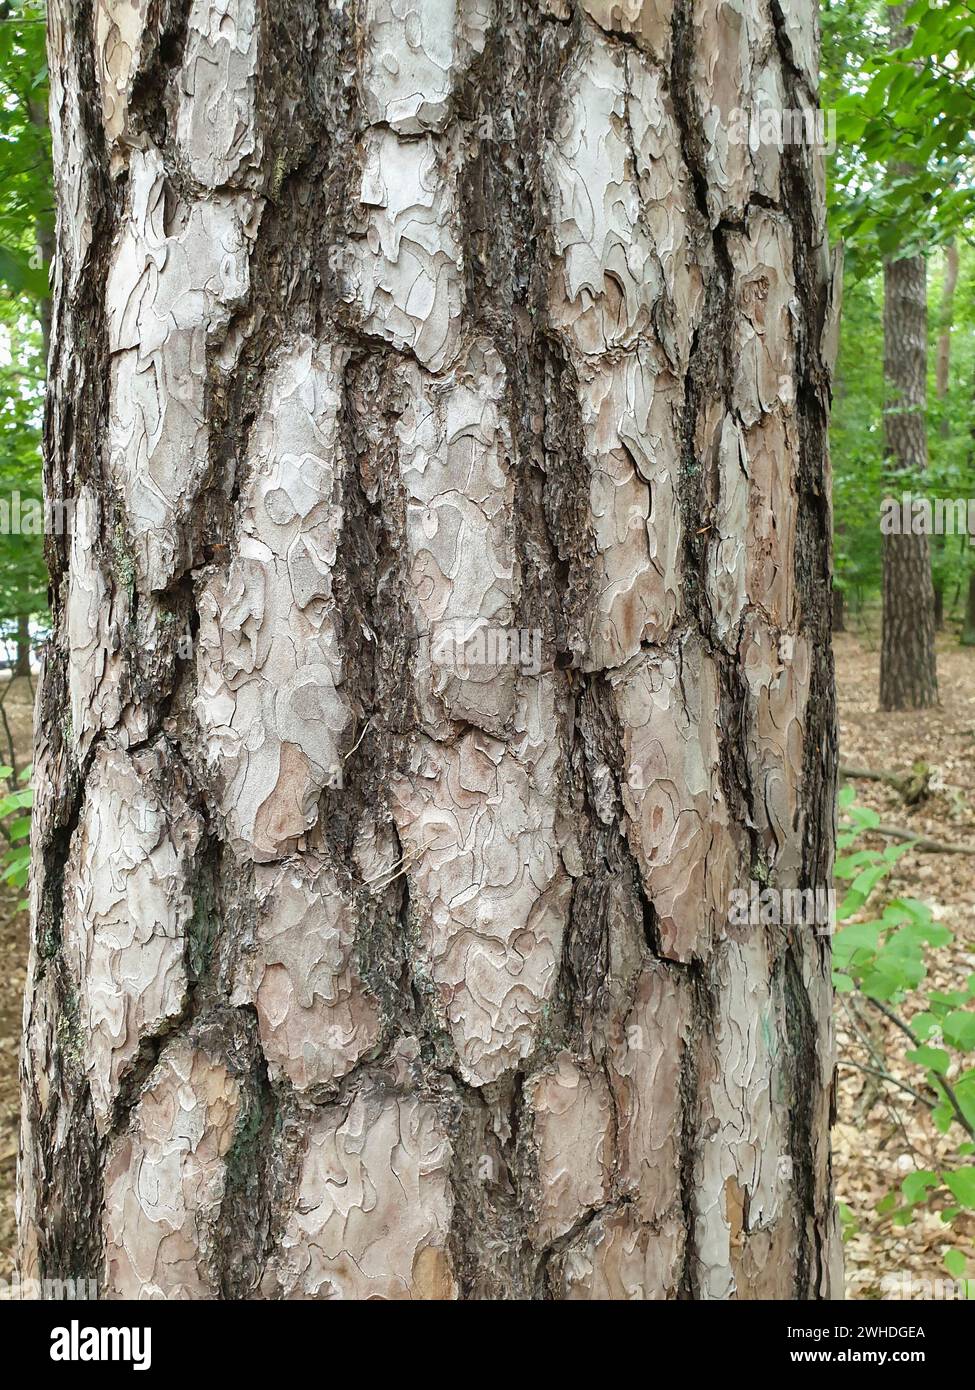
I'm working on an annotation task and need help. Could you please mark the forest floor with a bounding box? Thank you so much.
[0,670,33,1285]
[0,637,972,1295]
[833,629,975,1299]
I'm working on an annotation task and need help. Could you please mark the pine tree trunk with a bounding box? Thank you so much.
[935,241,959,408]
[932,241,958,630]
[962,573,975,647]
[14,614,31,678]
[21,0,840,1300]
[879,251,938,708]
[879,9,938,709]
[832,586,845,633]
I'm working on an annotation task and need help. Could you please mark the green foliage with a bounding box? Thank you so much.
[0,1,49,640]
[825,0,975,275]
[0,299,45,632]
[831,275,887,604]
[834,787,975,1266]
[0,2,49,292]
[0,759,30,906]
[823,6,975,623]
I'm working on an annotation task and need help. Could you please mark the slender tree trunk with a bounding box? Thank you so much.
[879,247,938,707]
[962,573,975,646]
[962,354,975,644]
[932,241,958,630]
[832,586,845,633]
[14,614,31,678]
[21,0,840,1300]
[879,9,938,709]
[935,241,959,408]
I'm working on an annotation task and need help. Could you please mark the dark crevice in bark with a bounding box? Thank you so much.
[768,0,817,99]
[124,0,193,163]
[782,941,820,1296]
[677,960,710,1299]
[213,1005,280,1299]
[774,0,838,1289]
[535,1194,635,1296]
[29,973,104,1287]
[446,1069,537,1300]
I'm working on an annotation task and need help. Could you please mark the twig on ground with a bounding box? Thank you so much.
[867,823,975,854]
[837,1060,935,1110]
[840,761,935,805]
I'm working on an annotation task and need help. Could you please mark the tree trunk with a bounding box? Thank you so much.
[935,241,959,408]
[879,10,938,709]
[832,586,845,633]
[14,614,31,678]
[931,241,958,630]
[21,0,840,1300]
[963,573,975,647]
[879,251,938,708]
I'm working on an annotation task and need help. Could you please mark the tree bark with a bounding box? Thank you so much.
[14,614,31,678]
[963,573,975,647]
[935,240,959,409]
[879,9,938,709]
[879,250,938,708]
[832,586,845,633]
[21,0,840,1300]
[932,240,958,629]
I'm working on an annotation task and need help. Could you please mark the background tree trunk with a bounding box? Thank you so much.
[935,240,959,408]
[880,249,939,707]
[962,573,975,646]
[932,240,958,630]
[14,614,30,678]
[879,7,938,709]
[20,0,840,1300]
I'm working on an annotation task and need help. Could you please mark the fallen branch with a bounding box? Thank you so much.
[837,1059,934,1110]
[868,823,975,855]
[839,761,933,805]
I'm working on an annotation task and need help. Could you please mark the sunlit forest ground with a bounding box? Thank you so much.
[0,670,31,1280]
[0,638,972,1296]
[833,630,975,1297]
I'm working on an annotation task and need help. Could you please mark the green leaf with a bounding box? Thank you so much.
[944,1011,975,1052]
[6,815,31,841]
[0,246,47,301]
[906,1045,951,1073]
[901,1170,938,1204]
[943,1168,975,1209]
